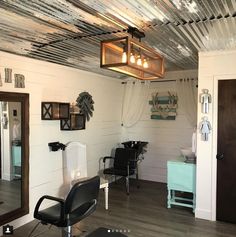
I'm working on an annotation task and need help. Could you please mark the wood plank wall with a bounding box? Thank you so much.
[123,70,198,183]
[0,51,123,228]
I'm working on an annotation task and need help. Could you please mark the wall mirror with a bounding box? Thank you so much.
[0,92,29,225]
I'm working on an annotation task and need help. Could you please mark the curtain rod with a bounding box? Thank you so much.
[121,78,197,84]
[121,79,176,84]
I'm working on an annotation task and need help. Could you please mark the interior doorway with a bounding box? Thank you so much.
[217,79,236,223]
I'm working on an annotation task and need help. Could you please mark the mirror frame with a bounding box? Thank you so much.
[0,92,29,225]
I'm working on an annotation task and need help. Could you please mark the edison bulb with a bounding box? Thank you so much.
[143,59,148,68]
[137,56,142,66]
[130,53,135,63]
[122,52,127,63]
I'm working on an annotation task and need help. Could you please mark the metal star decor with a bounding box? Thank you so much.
[76,92,94,121]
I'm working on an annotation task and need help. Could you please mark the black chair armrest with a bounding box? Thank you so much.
[79,199,97,220]
[34,195,65,220]
[103,156,114,163]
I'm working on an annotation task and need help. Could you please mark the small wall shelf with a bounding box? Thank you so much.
[60,113,85,130]
[41,102,70,120]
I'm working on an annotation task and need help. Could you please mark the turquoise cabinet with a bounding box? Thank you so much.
[12,145,21,178]
[167,158,196,212]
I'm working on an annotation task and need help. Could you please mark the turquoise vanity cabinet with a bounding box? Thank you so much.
[12,145,21,178]
[167,159,196,212]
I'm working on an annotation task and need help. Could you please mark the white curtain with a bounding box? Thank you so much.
[176,78,198,127]
[121,80,150,127]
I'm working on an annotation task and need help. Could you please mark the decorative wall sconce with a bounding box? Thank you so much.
[200,89,211,114]
[2,113,8,129]
[41,102,70,120]
[100,28,164,80]
[199,116,211,141]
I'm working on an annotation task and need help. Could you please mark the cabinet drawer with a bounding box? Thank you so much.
[167,161,196,192]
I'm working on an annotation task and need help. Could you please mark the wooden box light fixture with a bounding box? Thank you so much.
[100,28,164,80]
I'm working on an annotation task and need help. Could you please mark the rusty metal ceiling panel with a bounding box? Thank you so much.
[0,0,236,79]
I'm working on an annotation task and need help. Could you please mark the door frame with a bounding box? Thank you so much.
[211,74,236,221]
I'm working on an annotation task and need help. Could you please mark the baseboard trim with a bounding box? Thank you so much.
[2,173,11,181]
[195,208,213,221]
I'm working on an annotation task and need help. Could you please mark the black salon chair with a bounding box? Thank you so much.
[103,148,138,195]
[29,176,100,237]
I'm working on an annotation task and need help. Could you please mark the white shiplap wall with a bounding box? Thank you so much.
[196,50,236,221]
[123,70,198,183]
[0,50,198,229]
[0,51,123,229]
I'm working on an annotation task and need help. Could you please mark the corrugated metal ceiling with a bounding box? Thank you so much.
[0,0,235,79]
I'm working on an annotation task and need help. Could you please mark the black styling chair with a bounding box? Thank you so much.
[29,176,100,237]
[103,148,138,195]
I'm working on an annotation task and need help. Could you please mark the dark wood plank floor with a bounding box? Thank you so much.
[5,179,236,237]
[0,179,21,215]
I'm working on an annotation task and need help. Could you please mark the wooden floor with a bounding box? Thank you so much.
[7,179,236,237]
[0,179,21,216]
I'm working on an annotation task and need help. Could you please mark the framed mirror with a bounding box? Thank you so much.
[0,92,29,225]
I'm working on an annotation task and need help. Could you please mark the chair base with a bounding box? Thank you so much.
[61,226,72,237]
[106,175,140,195]
[28,222,74,237]
[27,222,53,237]
[27,222,41,237]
